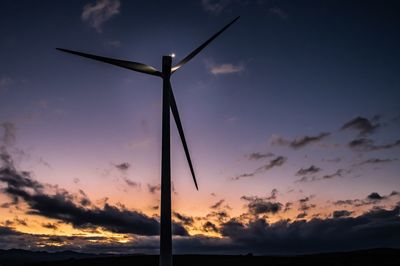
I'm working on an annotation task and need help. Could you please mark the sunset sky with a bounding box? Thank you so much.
[0,0,400,254]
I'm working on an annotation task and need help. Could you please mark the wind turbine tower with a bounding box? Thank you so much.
[57,16,239,266]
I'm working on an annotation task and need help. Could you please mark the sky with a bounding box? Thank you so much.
[0,0,400,255]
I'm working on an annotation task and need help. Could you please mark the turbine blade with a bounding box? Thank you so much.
[168,81,199,190]
[56,48,162,77]
[171,16,240,73]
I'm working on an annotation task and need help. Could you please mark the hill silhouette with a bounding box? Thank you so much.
[1,248,399,266]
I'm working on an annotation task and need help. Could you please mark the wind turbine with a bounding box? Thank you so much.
[57,16,239,266]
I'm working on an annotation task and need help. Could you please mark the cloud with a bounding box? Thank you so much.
[206,210,230,223]
[208,63,244,75]
[201,0,232,15]
[284,202,293,212]
[367,192,383,201]
[147,183,161,194]
[218,205,400,254]
[1,198,400,254]
[81,0,120,33]
[267,188,278,200]
[42,222,59,230]
[115,162,130,171]
[173,212,194,226]
[123,178,140,188]
[358,158,398,165]
[297,168,351,182]
[248,201,282,215]
[241,194,283,215]
[341,116,380,136]
[203,221,219,233]
[332,210,352,218]
[231,172,255,180]
[271,132,330,149]
[296,165,321,176]
[296,197,316,218]
[0,225,116,251]
[334,191,400,207]
[232,156,287,180]
[348,138,400,151]
[262,156,286,170]
[322,169,348,180]
[247,152,274,160]
[210,199,225,209]
[0,151,190,236]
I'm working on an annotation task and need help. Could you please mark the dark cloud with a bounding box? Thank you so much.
[267,188,278,200]
[297,197,316,218]
[203,221,219,233]
[341,116,380,136]
[272,133,330,149]
[173,212,194,226]
[367,192,383,201]
[206,210,230,223]
[0,152,188,237]
[322,169,347,180]
[172,223,189,236]
[78,189,91,206]
[249,201,282,215]
[231,172,255,180]
[2,205,400,254]
[218,205,400,254]
[332,210,352,218]
[42,222,58,230]
[241,189,279,204]
[0,225,114,251]
[348,138,400,151]
[241,195,282,215]
[358,158,398,165]
[296,212,307,219]
[14,217,27,226]
[0,226,23,237]
[334,199,361,206]
[247,152,274,160]
[262,156,286,170]
[210,199,225,209]
[115,162,130,171]
[1,202,13,208]
[124,178,140,188]
[296,165,321,176]
[283,202,293,212]
[334,191,400,207]
[232,156,287,180]
[147,183,161,194]
[296,168,348,183]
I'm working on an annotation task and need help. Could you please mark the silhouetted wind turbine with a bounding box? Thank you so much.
[56,16,239,266]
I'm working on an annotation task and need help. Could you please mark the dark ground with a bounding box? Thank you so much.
[1,248,399,266]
